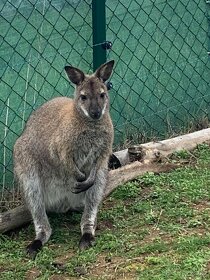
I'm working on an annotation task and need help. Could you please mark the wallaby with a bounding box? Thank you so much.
[13,60,115,259]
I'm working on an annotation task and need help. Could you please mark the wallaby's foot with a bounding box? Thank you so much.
[26,239,42,259]
[79,233,95,250]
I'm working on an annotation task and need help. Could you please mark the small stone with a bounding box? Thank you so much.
[73,266,87,276]
[105,256,112,263]
[51,262,66,271]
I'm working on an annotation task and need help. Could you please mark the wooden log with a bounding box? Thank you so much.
[0,205,31,233]
[0,162,179,233]
[140,127,210,159]
[113,128,210,165]
[104,162,178,197]
[1,128,210,233]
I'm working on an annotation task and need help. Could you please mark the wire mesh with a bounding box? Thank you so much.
[106,0,210,144]
[0,0,210,209]
[0,0,92,209]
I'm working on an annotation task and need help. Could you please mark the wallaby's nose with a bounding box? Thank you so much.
[89,109,101,120]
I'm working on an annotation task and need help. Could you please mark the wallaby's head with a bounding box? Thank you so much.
[65,60,114,121]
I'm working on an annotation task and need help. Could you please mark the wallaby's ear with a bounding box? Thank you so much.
[65,66,85,85]
[94,60,115,82]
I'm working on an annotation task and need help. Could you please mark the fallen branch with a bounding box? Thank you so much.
[114,128,210,165]
[1,128,210,233]
[0,205,31,233]
[0,162,178,233]
[104,162,178,197]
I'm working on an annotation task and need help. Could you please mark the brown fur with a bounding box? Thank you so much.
[13,60,115,258]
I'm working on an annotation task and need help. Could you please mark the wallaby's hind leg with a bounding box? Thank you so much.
[79,168,107,250]
[22,174,52,259]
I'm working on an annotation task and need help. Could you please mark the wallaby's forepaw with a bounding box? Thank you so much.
[73,165,96,194]
[72,181,94,194]
[76,172,86,182]
[79,233,95,250]
[26,240,42,260]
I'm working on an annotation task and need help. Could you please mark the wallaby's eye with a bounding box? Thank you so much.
[100,92,105,99]
[80,95,87,101]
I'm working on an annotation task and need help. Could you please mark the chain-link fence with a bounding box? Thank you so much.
[0,0,210,209]
[107,0,210,144]
[0,0,93,209]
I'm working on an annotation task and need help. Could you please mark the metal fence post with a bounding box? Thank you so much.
[207,2,210,58]
[92,0,106,71]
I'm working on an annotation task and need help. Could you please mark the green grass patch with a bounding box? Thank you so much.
[1,144,210,279]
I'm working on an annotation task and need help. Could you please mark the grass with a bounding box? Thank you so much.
[1,144,210,279]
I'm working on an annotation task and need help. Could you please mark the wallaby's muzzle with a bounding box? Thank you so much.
[89,108,102,120]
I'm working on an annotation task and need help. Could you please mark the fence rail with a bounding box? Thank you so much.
[0,0,210,209]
